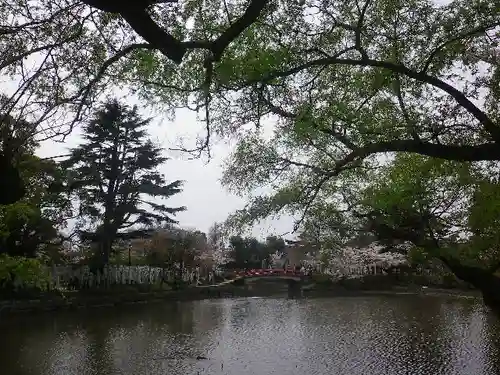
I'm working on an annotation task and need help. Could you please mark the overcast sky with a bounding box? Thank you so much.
[36,99,297,240]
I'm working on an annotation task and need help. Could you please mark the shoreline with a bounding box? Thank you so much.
[0,285,482,316]
[0,285,244,315]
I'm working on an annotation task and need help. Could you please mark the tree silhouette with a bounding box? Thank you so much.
[64,99,185,265]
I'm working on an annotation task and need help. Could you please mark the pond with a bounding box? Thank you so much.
[1,294,499,375]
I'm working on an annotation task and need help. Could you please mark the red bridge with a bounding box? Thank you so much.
[229,268,311,281]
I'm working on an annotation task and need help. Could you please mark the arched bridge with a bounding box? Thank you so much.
[233,269,308,282]
[209,269,312,297]
[216,269,312,286]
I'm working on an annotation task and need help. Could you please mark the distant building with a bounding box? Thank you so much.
[271,239,319,269]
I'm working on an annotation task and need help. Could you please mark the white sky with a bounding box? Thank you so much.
[35,101,297,240]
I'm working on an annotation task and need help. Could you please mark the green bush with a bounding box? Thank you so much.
[332,275,396,290]
[0,254,51,292]
[311,274,334,286]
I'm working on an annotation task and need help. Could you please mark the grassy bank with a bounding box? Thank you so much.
[304,285,481,299]
[0,285,256,315]
[311,273,477,292]
[305,273,482,301]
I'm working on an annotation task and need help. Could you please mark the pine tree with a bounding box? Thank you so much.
[65,99,185,264]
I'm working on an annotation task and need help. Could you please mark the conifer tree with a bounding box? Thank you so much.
[65,99,185,264]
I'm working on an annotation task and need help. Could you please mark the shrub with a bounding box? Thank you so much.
[0,254,51,293]
[311,274,334,286]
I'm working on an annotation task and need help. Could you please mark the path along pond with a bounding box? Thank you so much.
[1,294,499,375]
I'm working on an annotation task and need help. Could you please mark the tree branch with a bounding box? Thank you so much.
[208,0,269,61]
[422,22,500,73]
[256,57,500,142]
[354,0,371,59]
[263,89,500,164]
[64,42,154,137]
[81,0,270,64]
[0,4,80,35]
[326,140,500,177]
[278,156,328,174]
[393,76,420,141]
[293,174,331,232]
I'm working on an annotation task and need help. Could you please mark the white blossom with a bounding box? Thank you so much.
[321,243,407,275]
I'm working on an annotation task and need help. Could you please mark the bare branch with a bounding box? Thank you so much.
[293,174,330,232]
[0,4,80,35]
[0,29,83,70]
[277,156,328,174]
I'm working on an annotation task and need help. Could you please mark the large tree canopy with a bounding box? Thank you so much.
[0,0,497,155]
[215,0,499,229]
[2,1,500,288]
[354,155,500,308]
[0,0,270,141]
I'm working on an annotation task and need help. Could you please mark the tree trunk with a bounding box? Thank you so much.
[97,221,116,268]
[97,235,112,267]
[439,256,500,316]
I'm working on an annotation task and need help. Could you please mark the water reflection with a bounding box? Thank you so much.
[0,295,499,375]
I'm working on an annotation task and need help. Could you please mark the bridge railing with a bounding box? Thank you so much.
[231,268,308,278]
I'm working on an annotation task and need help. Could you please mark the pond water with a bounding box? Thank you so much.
[1,295,499,375]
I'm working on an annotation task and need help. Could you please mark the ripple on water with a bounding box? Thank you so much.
[0,295,499,375]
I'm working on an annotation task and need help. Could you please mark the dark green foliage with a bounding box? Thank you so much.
[225,235,281,269]
[0,114,70,258]
[0,113,38,205]
[0,153,24,205]
[265,235,286,254]
[0,254,51,298]
[0,156,70,258]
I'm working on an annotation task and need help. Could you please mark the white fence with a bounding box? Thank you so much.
[322,262,402,278]
[50,265,219,289]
